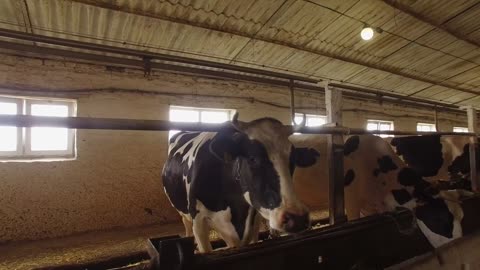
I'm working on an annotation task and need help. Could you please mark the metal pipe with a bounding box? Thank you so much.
[329,83,460,110]
[0,115,478,136]
[0,28,316,84]
[289,79,295,123]
[0,115,229,131]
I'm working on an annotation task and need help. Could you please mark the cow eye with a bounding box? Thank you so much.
[249,156,261,165]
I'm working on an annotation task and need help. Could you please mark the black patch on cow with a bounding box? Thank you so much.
[397,167,422,186]
[415,198,454,239]
[289,147,320,175]
[373,155,398,176]
[391,189,412,205]
[294,147,320,168]
[412,179,438,202]
[460,196,479,235]
[344,136,360,156]
[344,169,355,186]
[390,135,443,177]
[448,143,480,181]
[162,159,189,214]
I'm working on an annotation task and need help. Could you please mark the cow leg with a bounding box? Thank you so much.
[210,212,241,248]
[182,215,193,237]
[250,212,262,244]
[192,218,212,253]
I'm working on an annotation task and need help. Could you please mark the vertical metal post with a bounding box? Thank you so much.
[290,79,295,123]
[325,82,347,225]
[434,106,439,131]
[466,106,479,191]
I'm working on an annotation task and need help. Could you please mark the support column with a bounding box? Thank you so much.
[325,83,347,225]
[466,106,479,191]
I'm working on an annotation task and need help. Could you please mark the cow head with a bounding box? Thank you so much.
[225,113,310,233]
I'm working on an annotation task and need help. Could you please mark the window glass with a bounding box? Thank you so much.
[30,104,69,151]
[0,102,18,151]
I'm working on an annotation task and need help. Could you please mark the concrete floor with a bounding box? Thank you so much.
[0,223,184,270]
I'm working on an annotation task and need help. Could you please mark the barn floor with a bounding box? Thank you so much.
[0,222,184,270]
[0,211,329,269]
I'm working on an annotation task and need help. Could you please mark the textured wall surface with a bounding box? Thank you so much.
[0,53,470,243]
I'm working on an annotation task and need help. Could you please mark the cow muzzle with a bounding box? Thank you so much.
[271,208,310,233]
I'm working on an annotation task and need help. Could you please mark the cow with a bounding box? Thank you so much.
[387,135,478,189]
[290,134,476,248]
[292,134,422,219]
[162,114,314,253]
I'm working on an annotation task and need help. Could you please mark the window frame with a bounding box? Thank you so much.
[0,97,23,157]
[366,119,394,138]
[0,96,77,160]
[417,122,436,132]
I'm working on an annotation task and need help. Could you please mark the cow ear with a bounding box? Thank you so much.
[293,147,320,167]
[231,112,247,131]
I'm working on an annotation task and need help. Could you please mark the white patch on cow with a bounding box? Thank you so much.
[416,219,462,248]
[244,122,304,212]
[195,200,244,247]
[176,133,216,167]
[243,192,252,205]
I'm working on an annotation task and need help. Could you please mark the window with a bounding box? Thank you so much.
[366,119,394,138]
[453,127,469,133]
[293,113,327,127]
[417,123,436,132]
[0,96,76,160]
[169,106,234,139]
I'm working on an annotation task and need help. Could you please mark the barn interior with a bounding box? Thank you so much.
[1,0,480,269]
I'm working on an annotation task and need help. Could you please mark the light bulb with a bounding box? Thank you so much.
[360,27,374,41]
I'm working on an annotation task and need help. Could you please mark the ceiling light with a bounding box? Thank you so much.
[360,26,374,41]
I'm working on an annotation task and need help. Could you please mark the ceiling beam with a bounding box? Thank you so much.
[65,0,480,97]
[382,0,480,49]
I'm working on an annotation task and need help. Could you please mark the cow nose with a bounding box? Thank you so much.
[282,212,310,233]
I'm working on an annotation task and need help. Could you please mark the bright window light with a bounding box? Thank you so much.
[367,120,394,138]
[201,110,229,123]
[294,113,327,127]
[0,102,18,151]
[417,123,436,132]
[453,127,468,133]
[169,106,232,139]
[30,104,69,151]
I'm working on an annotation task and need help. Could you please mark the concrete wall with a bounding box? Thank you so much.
[0,53,470,243]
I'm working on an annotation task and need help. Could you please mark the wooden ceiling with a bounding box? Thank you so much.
[1,0,480,106]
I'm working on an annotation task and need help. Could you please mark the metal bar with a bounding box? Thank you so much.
[325,84,347,225]
[0,115,478,137]
[299,126,478,136]
[329,83,461,110]
[289,79,295,123]
[0,115,229,131]
[0,28,316,84]
[466,106,479,191]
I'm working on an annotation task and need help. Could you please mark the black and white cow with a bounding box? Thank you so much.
[291,134,476,248]
[387,135,479,189]
[162,114,312,252]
